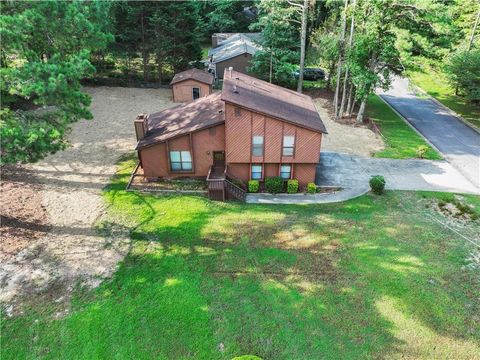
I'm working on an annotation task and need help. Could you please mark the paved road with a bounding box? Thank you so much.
[316,152,479,194]
[378,77,480,189]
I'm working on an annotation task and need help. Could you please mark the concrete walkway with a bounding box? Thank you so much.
[246,186,369,204]
[317,152,479,195]
[378,77,480,189]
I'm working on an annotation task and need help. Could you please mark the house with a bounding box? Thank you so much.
[134,68,327,200]
[211,32,262,48]
[207,33,261,80]
[170,68,214,103]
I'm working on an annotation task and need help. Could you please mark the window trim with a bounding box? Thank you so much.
[280,164,292,180]
[251,164,263,180]
[252,135,264,157]
[169,150,193,172]
[282,135,295,157]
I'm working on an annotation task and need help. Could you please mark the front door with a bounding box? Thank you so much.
[213,151,225,167]
[192,87,200,100]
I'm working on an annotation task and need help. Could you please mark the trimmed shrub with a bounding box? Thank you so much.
[287,179,299,194]
[265,176,284,194]
[416,145,429,159]
[369,175,386,194]
[306,182,316,194]
[248,180,259,193]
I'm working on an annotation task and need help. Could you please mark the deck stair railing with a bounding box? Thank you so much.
[206,164,246,202]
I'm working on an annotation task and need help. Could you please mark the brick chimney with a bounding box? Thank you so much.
[134,114,148,141]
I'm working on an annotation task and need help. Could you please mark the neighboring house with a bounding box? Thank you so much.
[170,68,214,103]
[207,33,261,80]
[134,69,327,201]
[211,32,262,48]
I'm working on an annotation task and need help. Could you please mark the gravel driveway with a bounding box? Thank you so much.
[1,86,174,306]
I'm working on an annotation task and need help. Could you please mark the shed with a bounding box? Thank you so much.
[170,69,214,103]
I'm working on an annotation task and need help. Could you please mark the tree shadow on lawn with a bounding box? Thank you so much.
[3,190,479,359]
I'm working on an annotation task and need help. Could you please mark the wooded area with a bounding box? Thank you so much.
[1,0,479,163]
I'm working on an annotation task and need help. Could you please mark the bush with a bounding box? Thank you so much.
[287,179,299,194]
[416,145,429,158]
[369,175,386,194]
[445,50,480,103]
[265,176,284,194]
[306,182,316,194]
[248,180,259,193]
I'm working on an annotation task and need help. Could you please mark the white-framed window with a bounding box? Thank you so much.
[170,151,192,171]
[192,87,200,100]
[280,164,291,180]
[251,164,263,180]
[282,135,295,156]
[252,135,264,156]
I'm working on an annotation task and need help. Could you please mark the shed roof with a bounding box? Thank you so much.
[170,68,214,86]
[221,70,327,134]
[136,92,224,150]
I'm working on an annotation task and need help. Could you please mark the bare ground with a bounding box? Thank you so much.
[0,86,174,307]
[313,95,385,157]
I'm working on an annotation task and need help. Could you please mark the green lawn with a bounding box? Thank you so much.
[409,70,480,130]
[367,94,442,160]
[2,157,479,359]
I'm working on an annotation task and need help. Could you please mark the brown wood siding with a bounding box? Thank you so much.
[264,163,279,178]
[171,79,212,103]
[227,163,250,182]
[140,124,225,178]
[225,103,322,165]
[294,163,317,188]
[216,53,253,79]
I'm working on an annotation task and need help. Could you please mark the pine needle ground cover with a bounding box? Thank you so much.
[2,157,479,360]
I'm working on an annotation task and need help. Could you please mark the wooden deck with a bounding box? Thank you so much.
[206,164,246,202]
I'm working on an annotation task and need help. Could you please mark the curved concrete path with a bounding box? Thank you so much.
[246,186,369,204]
[378,77,480,189]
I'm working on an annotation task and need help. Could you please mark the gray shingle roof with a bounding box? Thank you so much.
[208,33,261,64]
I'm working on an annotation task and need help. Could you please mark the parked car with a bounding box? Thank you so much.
[293,67,326,81]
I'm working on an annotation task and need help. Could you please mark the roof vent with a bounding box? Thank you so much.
[233,85,239,94]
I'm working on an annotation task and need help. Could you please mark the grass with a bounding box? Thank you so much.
[409,69,480,130]
[367,94,442,160]
[2,157,479,359]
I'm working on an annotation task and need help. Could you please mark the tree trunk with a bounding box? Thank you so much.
[356,98,366,123]
[141,10,148,82]
[339,0,355,117]
[333,0,349,118]
[157,56,162,86]
[467,8,480,52]
[346,83,354,116]
[269,51,273,83]
[297,0,309,93]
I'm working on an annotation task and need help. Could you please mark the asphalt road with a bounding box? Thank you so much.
[378,77,480,190]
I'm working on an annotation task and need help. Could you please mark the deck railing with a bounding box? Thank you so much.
[224,178,246,201]
[206,164,246,202]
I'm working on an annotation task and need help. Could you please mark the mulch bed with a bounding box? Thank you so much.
[0,165,50,262]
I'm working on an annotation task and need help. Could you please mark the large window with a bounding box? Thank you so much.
[280,164,291,179]
[192,87,200,100]
[252,135,264,156]
[170,151,192,171]
[251,164,263,180]
[282,135,295,156]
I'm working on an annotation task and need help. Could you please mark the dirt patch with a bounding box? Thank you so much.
[0,166,50,262]
[307,89,385,157]
[0,86,175,308]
